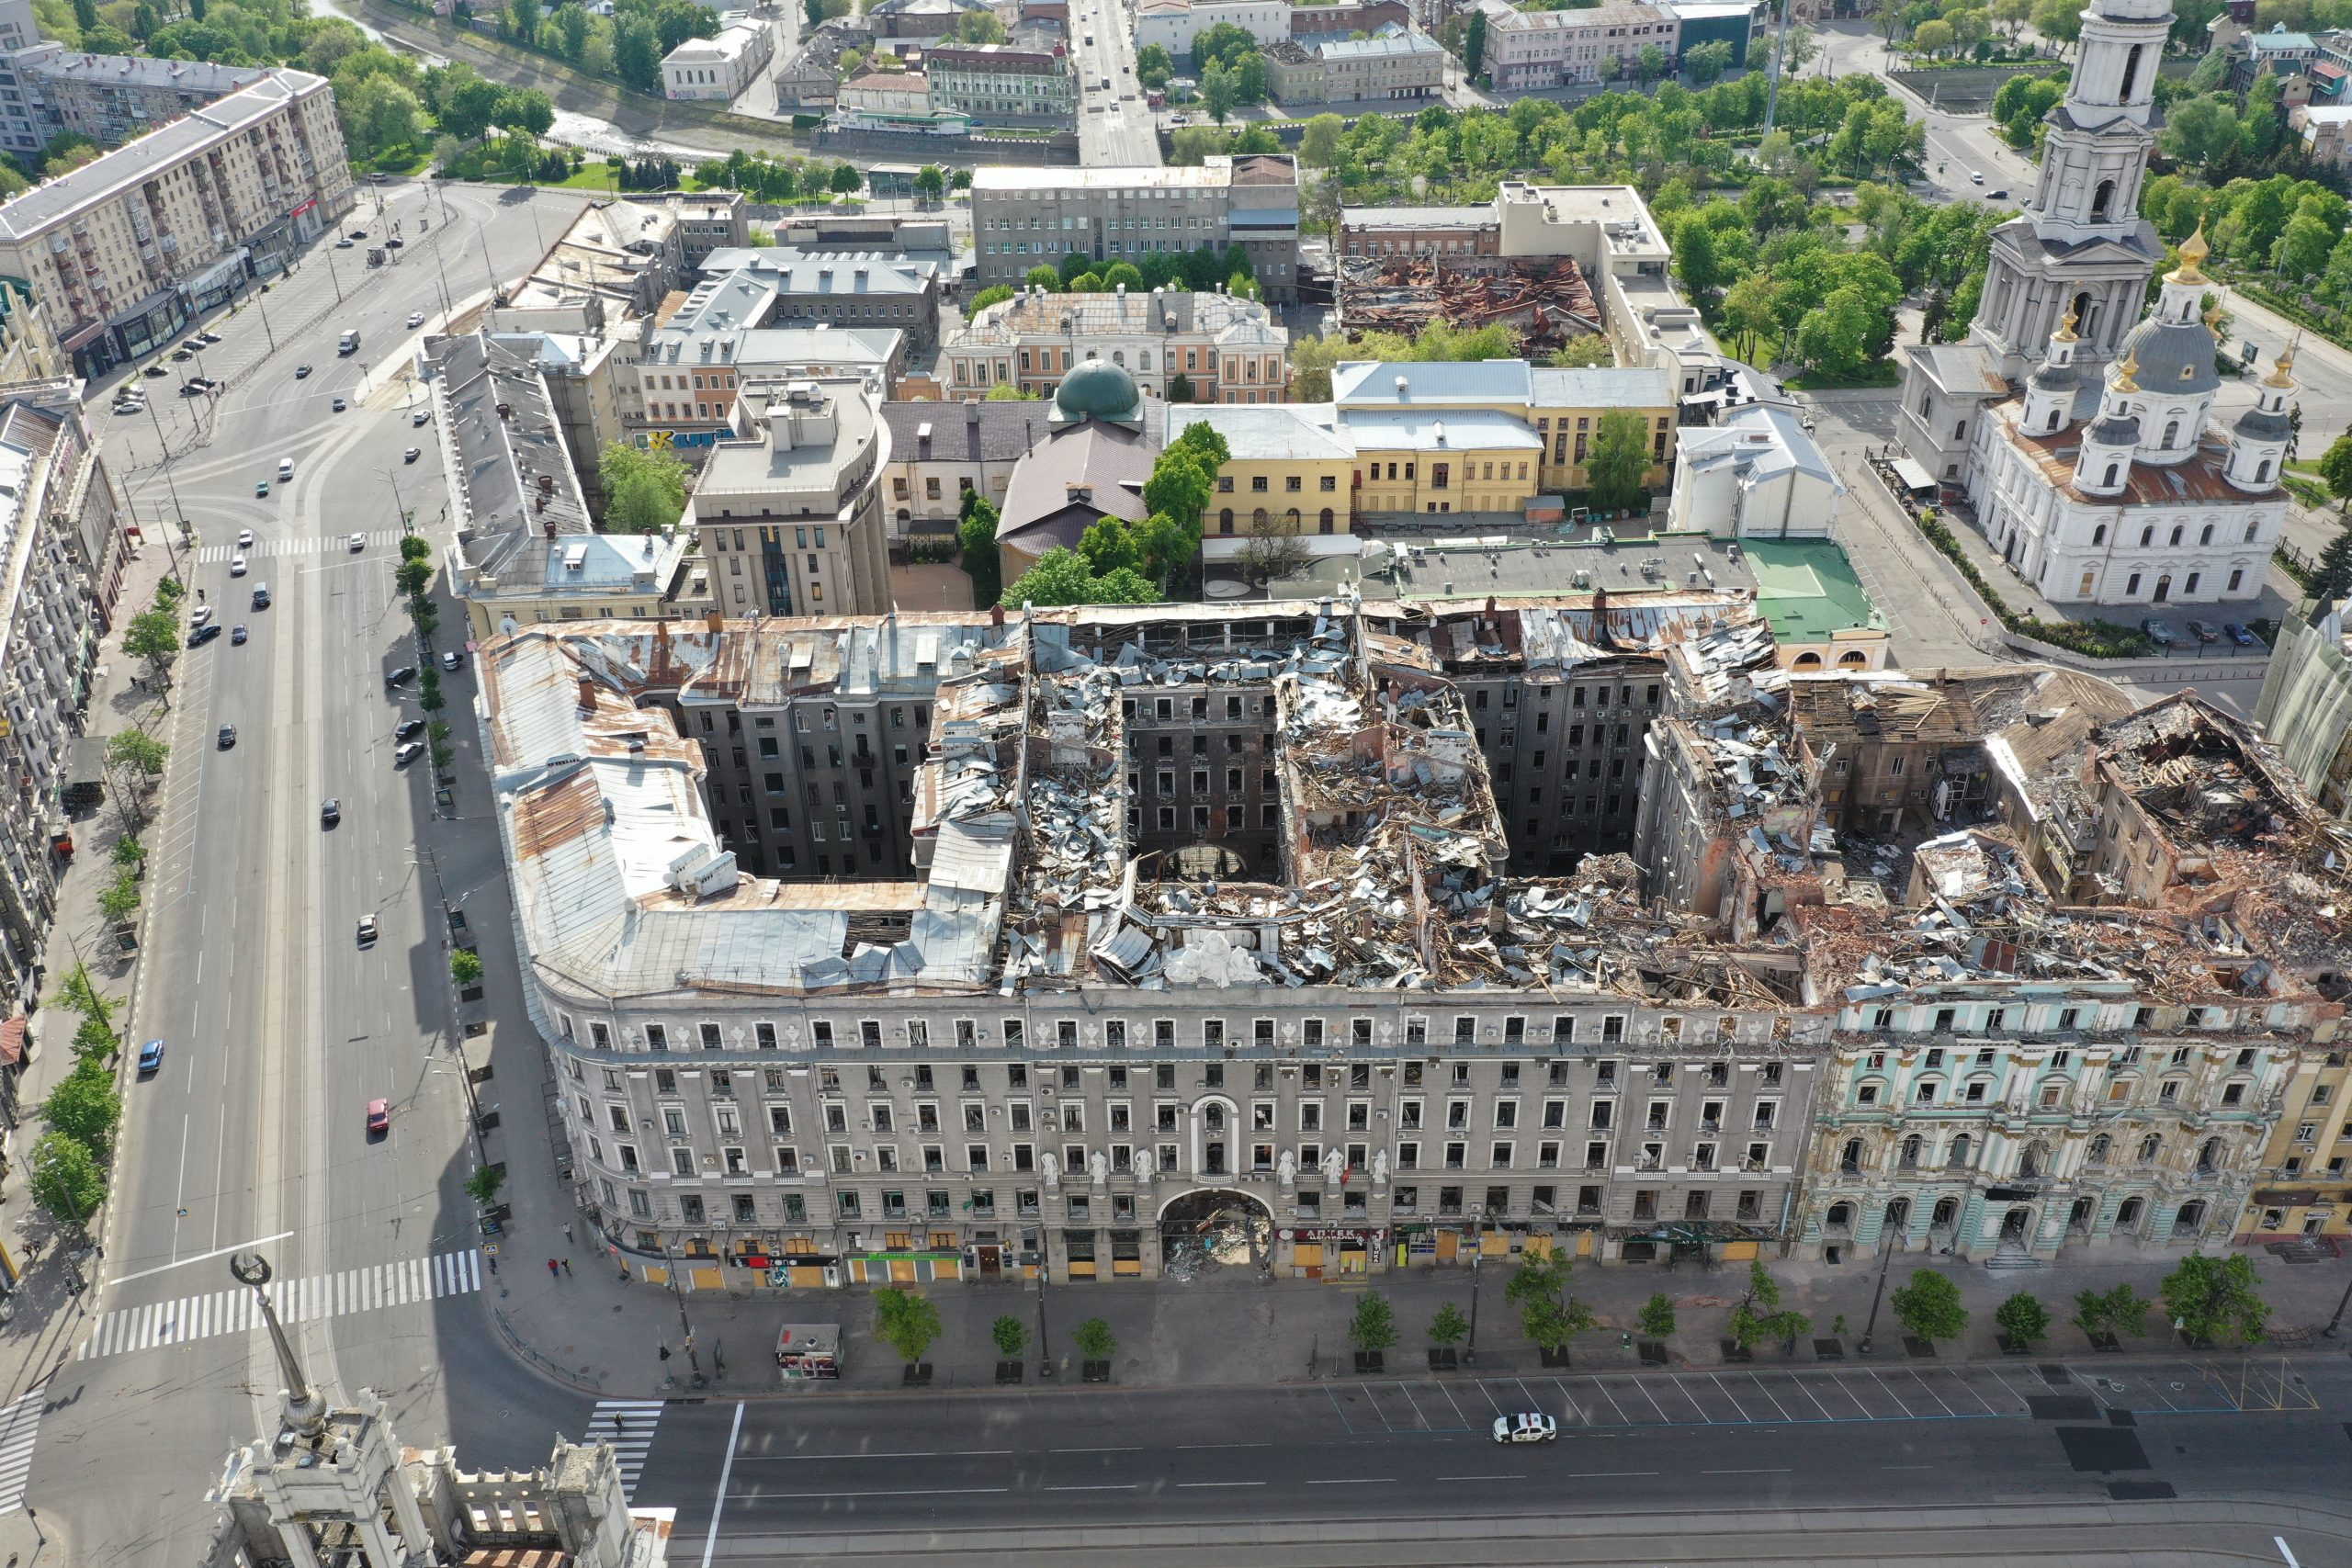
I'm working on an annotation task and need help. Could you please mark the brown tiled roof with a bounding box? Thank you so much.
[2002,411,2281,504]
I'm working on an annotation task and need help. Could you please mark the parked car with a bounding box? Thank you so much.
[1492,1414,1557,1444]
[386,665,417,687]
[2224,622,2257,647]
[144,363,168,378]
[2184,618,2220,644]
[189,621,222,647]
[395,718,427,740]
[2143,618,2178,647]
[440,650,464,671]
[138,1038,166,1075]
[334,238,354,249]
[393,740,424,766]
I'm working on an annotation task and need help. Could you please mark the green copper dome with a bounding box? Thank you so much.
[1052,358,1143,428]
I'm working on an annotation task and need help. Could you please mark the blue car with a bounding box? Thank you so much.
[137,1038,165,1075]
[2223,623,2257,648]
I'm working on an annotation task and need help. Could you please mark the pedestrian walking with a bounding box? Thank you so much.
[548,1258,560,1280]
[560,1258,572,1276]
[562,1222,574,1244]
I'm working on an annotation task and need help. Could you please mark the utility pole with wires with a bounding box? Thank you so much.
[1761,0,1797,141]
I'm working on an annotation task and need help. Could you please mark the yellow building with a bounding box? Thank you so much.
[2237,1046,2352,1244]
[1345,410,1544,514]
[1171,404,1354,537]
[1333,358,1676,500]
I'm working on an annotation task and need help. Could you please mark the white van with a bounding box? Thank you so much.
[338,330,360,355]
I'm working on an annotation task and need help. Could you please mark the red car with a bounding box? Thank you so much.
[367,1098,390,1136]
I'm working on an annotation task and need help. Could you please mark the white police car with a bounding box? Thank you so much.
[1492,1413,1558,1444]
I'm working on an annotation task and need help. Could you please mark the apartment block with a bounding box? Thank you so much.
[0,68,351,376]
[0,382,113,1016]
[0,46,267,159]
[969,156,1302,301]
[691,376,893,618]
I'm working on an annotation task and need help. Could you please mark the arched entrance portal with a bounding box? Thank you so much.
[1159,1188,1273,1280]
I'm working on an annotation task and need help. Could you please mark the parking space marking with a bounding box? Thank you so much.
[1830,1371,1894,1419]
[1548,1376,1589,1427]
[1589,1377,1634,1426]
[1782,1372,1837,1421]
[1321,1383,1362,1437]
[1356,1383,1398,1432]
[1742,1372,1797,1423]
[1432,1379,1472,1429]
[1903,1369,1958,1417]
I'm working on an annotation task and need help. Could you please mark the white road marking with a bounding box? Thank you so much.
[0,1390,49,1512]
[77,1247,482,1359]
[587,1400,665,1501]
[701,1402,745,1568]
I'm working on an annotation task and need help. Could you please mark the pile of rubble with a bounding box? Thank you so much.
[1337,254,1602,352]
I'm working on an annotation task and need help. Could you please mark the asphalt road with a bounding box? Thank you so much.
[1074,0,1159,167]
[619,1358,2352,1555]
[28,179,602,1566]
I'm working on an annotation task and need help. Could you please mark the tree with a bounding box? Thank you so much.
[552,2,590,58]
[1465,7,1487,78]
[1583,408,1652,511]
[960,497,1001,607]
[2161,95,2242,170]
[1429,1301,1468,1349]
[1636,1292,1678,1337]
[1233,534,1310,587]
[493,87,557,136]
[2071,1282,2152,1342]
[1671,214,1722,299]
[44,1057,121,1159]
[956,7,1004,40]
[1726,1259,1809,1351]
[1136,42,1173,87]
[97,872,139,927]
[124,608,180,677]
[1995,1292,2052,1346]
[506,0,536,46]
[434,68,505,139]
[1912,17,1954,50]
[107,728,168,777]
[1143,451,1215,536]
[1636,41,1667,82]
[71,1016,117,1062]
[337,75,426,162]
[598,442,689,531]
[452,949,485,987]
[831,162,864,196]
[875,1287,944,1361]
[50,962,116,1029]
[1167,371,1196,403]
[1685,38,1733,83]
[465,1164,506,1206]
[1202,60,1237,125]
[1504,1247,1570,1310]
[1348,1292,1399,1354]
[2308,526,2352,608]
[613,14,663,92]
[29,1131,103,1232]
[1522,1294,1597,1353]
[1071,1315,1117,1362]
[914,164,945,202]
[1001,548,1158,607]
[2161,1253,2269,1346]
[395,558,435,601]
[991,1314,1029,1359]
[1023,265,1060,290]
[1795,286,1876,378]
[1890,1269,1969,1342]
[1298,112,1345,169]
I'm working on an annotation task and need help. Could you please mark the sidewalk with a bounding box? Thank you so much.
[0,517,187,1418]
[487,1221,2352,1399]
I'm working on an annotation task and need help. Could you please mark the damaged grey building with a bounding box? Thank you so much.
[483,595,1824,1290]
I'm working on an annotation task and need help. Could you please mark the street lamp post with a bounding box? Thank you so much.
[1463,1209,1486,1366]
[1856,1216,1899,1355]
[1035,1254,1053,1378]
[662,1242,703,1383]
[2323,1273,2352,1339]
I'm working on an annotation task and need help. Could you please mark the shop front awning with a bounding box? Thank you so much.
[1890,457,1938,492]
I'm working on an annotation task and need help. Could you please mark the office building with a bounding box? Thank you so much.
[691,375,894,617]
[969,156,1302,302]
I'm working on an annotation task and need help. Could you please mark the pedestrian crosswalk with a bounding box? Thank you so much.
[0,1390,45,1514]
[195,529,407,564]
[75,1248,483,1361]
[586,1401,664,1500]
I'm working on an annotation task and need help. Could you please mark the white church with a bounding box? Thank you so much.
[1896,0,2293,613]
